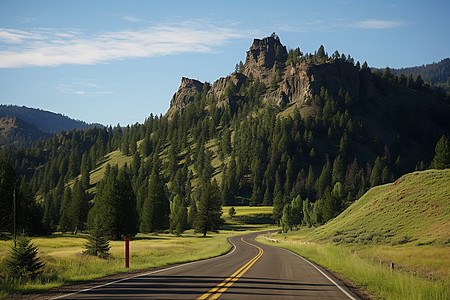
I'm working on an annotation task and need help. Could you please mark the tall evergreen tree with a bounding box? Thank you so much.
[88,168,138,240]
[169,194,188,235]
[272,189,284,224]
[69,180,89,233]
[195,179,223,237]
[290,195,303,227]
[370,156,384,187]
[187,198,198,229]
[432,135,450,169]
[140,168,170,232]
[280,204,293,233]
[115,169,139,238]
[59,186,72,233]
[0,156,15,233]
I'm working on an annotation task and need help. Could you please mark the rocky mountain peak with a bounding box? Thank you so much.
[167,77,204,118]
[165,35,364,115]
[243,35,287,84]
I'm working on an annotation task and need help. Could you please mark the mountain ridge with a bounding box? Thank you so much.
[2,34,449,238]
[0,116,51,148]
[0,105,103,134]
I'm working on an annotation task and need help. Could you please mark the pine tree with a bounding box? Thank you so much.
[316,160,331,198]
[83,216,111,259]
[302,198,312,227]
[262,186,272,205]
[69,180,89,233]
[332,155,345,185]
[187,199,198,229]
[140,168,170,232]
[195,180,223,237]
[317,45,326,59]
[169,195,188,235]
[59,186,72,233]
[4,235,45,281]
[115,169,139,238]
[432,135,450,169]
[280,204,292,233]
[290,195,303,227]
[16,179,43,235]
[370,156,384,187]
[272,190,284,224]
[88,168,139,240]
[0,156,15,233]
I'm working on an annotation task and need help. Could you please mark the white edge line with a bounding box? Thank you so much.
[51,237,237,299]
[280,247,358,300]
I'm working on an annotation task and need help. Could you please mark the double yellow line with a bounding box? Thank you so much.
[197,237,263,300]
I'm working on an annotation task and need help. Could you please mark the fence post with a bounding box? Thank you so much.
[125,239,130,268]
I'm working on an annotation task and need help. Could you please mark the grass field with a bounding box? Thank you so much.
[0,207,276,298]
[222,206,274,225]
[258,169,450,299]
[310,169,450,246]
[258,235,448,300]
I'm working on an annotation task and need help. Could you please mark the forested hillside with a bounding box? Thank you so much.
[389,58,450,93]
[1,35,449,238]
[0,105,103,134]
[0,117,51,148]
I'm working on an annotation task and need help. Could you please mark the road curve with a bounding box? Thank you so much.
[52,231,359,299]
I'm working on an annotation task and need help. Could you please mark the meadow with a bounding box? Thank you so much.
[258,169,450,300]
[0,208,275,298]
[258,233,448,300]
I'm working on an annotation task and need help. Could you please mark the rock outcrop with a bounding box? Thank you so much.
[166,77,204,118]
[208,73,247,108]
[166,35,364,115]
[243,36,286,85]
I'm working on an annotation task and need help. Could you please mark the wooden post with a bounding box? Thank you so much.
[390,262,394,272]
[125,239,130,268]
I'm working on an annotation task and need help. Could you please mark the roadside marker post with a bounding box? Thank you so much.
[125,239,130,268]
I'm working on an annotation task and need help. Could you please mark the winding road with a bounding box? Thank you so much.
[52,231,358,299]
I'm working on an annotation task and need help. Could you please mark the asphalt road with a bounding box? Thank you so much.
[52,231,359,299]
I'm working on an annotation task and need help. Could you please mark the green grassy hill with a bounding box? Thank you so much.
[309,169,450,245]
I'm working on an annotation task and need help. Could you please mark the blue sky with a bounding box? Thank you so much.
[0,0,449,126]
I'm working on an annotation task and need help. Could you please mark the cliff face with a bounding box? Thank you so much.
[166,77,204,117]
[243,36,285,85]
[208,73,247,108]
[166,36,366,115]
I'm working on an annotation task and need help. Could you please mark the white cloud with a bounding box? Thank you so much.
[0,28,35,43]
[354,19,405,29]
[121,15,142,23]
[0,22,252,68]
[57,80,114,97]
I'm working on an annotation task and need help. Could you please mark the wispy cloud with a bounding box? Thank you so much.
[0,28,36,43]
[0,22,253,68]
[57,80,114,97]
[121,15,143,23]
[353,19,405,29]
[279,18,405,33]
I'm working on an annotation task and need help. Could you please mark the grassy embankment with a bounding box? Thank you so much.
[0,207,275,298]
[258,169,449,299]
